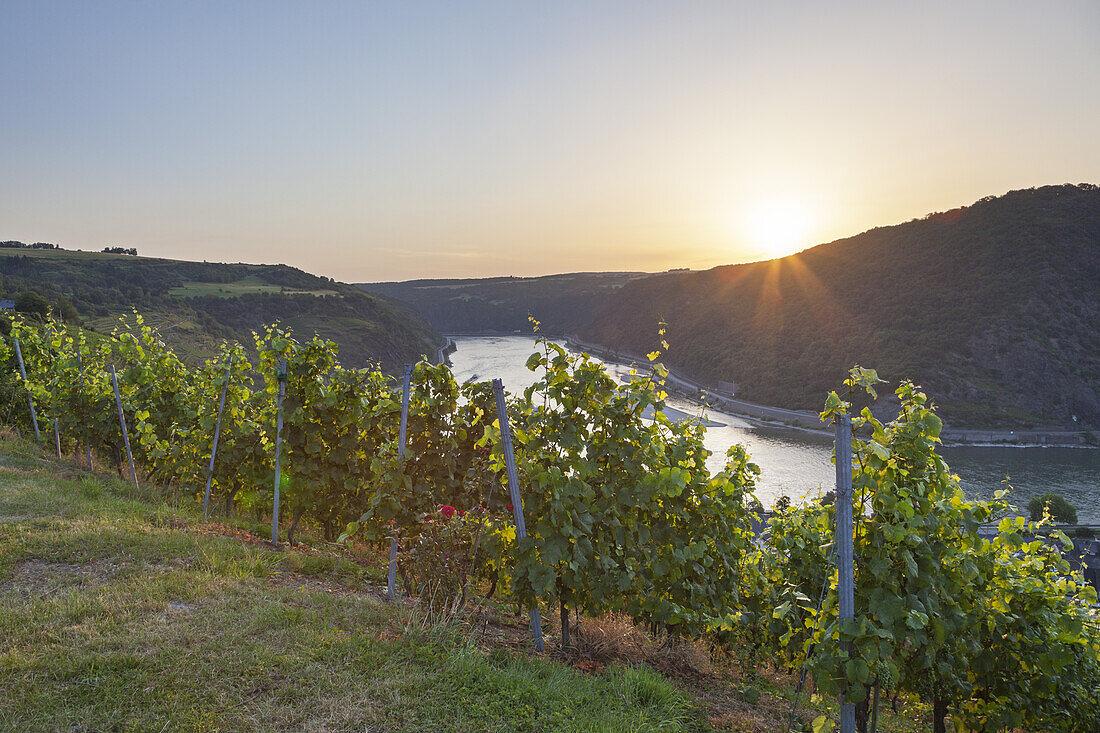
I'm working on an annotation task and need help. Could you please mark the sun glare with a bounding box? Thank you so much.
[743,196,814,259]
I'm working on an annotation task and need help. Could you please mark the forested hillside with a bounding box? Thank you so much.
[359,271,653,335]
[583,185,1100,428]
[363,185,1099,428]
[0,248,441,370]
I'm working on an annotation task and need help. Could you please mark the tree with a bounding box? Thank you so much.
[1028,492,1078,524]
[15,291,50,320]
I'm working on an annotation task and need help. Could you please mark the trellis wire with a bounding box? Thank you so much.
[785,550,837,733]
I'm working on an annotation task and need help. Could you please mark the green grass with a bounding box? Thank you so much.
[168,274,339,299]
[0,434,937,732]
[0,438,701,732]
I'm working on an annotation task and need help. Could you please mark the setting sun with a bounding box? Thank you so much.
[743,195,815,259]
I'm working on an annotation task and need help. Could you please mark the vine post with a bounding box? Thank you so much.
[53,418,61,459]
[492,378,545,653]
[271,358,287,547]
[835,412,855,733]
[12,336,42,448]
[202,360,233,519]
[387,363,413,601]
[76,351,93,470]
[110,364,140,493]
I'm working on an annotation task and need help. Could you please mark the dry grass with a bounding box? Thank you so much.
[565,613,714,677]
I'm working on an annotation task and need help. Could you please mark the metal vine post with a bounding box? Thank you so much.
[493,378,545,653]
[110,364,140,493]
[271,358,287,546]
[76,351,93,469]
[835,413,855,733]
[202,360,233,518]
[12,336,42,448]
[387,363,413,601]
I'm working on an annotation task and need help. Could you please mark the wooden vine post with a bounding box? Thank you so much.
[110,364,140,492]
[271,359,287,547]
[12,336,42,448]
[835,412,855,733]
[493,378,545,653]
[202,360,233,518]
[387,364,413,601]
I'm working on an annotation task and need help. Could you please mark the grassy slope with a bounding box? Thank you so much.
[0,440,697,731]
[167,274,339,298]
[0,435,932,732]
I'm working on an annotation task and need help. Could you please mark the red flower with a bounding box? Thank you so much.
[440,505,456,519]
[457,509,466,517]
[507,503,514,512]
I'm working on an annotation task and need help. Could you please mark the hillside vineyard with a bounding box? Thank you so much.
[3,314,1098,731]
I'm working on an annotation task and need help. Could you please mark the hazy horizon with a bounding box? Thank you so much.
[3,1,1099,281]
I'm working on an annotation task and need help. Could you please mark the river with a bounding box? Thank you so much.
[448,335,1100,523]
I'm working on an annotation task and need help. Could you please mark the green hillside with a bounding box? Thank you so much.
[583,184,1100,428]
[0,248,442,371]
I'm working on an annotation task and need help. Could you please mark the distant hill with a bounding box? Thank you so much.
[0,248,442,371]
[583,185,1100,428]
[359,272,654,335]
[365,185,1100,429]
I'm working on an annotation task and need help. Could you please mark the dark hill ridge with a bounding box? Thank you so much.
[359,271,653,335]
[583,184,1100,428]
[0,248,442,372]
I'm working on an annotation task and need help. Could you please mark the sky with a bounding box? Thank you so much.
[2,1,1099,282]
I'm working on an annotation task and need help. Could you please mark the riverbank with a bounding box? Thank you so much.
[557,335,1096,448]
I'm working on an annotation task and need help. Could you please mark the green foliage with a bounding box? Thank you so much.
[5,312,1098,729]
[406,505,487,613]
[751,369,1100,730]
[15,291,51,320]
[489,336,761,636]
[1028,491,1079,524]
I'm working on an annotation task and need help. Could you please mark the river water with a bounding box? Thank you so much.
[449,336,1100,523]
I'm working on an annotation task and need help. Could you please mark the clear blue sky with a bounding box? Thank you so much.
[3,1,1099,281]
